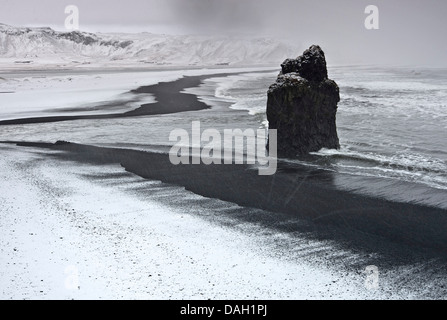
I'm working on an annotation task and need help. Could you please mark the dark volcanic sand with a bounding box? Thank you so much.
[0,74,227,125]
[6,140,447,267]
[1,69,447,271]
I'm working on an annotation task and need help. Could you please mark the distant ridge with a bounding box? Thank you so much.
[0,24,299,67]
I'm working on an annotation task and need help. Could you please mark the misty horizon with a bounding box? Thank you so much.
[1,0,446,66]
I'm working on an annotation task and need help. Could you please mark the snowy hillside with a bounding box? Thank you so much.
[0,24,299,68]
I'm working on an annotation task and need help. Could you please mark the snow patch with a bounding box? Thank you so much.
[0,24,299,70]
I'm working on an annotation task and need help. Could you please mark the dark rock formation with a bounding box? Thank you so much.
[267,45,340,157]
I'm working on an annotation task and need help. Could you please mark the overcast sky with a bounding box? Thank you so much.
[1,0,446,66]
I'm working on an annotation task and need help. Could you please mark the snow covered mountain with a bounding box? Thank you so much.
[0,24,299,68]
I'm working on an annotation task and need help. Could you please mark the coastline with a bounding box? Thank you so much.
[6,140,447,262]
[1,67,447,299]
[1,68,446,261]
[0,143,398,300]
[0,74,223,125]
[1,141,447,299]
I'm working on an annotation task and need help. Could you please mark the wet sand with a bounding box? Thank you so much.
[1,69,447,273]
[3,143,418,300]
[0,74,228,125]
[6,140,447,266]
[2,68,447,265]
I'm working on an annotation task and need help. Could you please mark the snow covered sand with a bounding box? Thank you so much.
[0,143,402,300]
[0,67,274,121]
[1,65,447,300]
[2,143,447,300]
[1,21,445,301]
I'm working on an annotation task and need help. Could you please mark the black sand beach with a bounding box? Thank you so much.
[5,140,447,266]
[0,74,229,125]
[1,70,447,269]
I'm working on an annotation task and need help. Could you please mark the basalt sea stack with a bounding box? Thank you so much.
[267,45,340,157]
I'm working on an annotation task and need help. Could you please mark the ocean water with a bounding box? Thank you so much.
[3,66,447,300]
[1,66,446,209]
[195,66,447,208]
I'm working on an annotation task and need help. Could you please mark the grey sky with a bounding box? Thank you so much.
[1,0,446,66]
